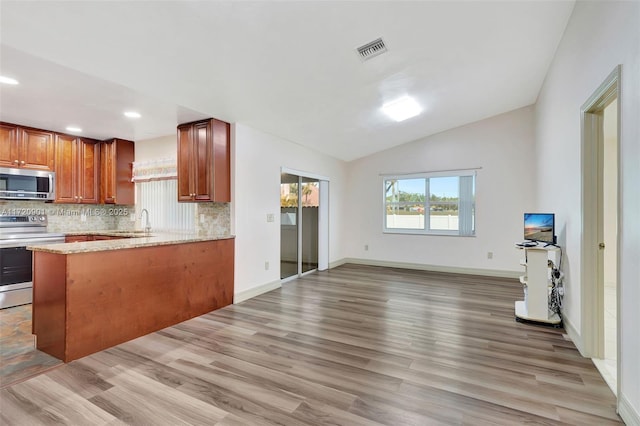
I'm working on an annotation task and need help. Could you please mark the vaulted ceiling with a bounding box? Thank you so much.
[0,1,575,161]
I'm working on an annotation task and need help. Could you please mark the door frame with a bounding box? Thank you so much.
[580,65,621,397]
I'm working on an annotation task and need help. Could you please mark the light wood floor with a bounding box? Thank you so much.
[0,264,621,425]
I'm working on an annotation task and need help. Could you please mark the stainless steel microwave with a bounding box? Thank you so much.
[0,167,55,200]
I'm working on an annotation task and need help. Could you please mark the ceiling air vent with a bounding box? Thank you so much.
[356,38,387,61]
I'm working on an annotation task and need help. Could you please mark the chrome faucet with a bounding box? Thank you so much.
[140,209,151,234]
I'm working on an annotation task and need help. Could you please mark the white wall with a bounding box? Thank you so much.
[134,135,176,161]
[534,1,639,420]
[344,106,536,275]
[233,123,347,296]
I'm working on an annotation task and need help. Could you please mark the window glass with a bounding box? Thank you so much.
[385,178,425,230]
[383,172,475,236]
[429,176,459,231]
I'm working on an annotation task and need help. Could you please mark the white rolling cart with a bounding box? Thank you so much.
[515,245,562,327]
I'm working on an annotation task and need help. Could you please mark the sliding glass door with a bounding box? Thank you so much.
[280,173,319,279]
[280,173,299,279]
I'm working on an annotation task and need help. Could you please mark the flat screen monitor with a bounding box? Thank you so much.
[524,213,555,244]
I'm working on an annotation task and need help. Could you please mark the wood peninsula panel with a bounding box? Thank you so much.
[32,251,67,360]
[32,238,234,362]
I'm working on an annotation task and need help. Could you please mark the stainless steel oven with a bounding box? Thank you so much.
[0,215,65,309]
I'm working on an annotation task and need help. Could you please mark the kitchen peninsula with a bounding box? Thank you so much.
[28,233,234,362]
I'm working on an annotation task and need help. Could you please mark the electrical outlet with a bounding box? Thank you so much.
[267,213,275,222]
[200,214,205,223]
[80,214,87,222]
[364,244,369,251]
[487,251,493,259]
[265,261,269,270]
[130,213,136,222]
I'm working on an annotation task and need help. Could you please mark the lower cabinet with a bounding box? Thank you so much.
[65,235,91,243]
[65,235,125,243]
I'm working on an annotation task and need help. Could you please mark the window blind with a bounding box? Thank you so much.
[136,179,195,232]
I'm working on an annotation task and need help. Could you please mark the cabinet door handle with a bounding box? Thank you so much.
[13,159,19,164]
[20,160,25,165]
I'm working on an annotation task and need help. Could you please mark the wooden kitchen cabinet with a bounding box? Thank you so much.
[65,235,125,242]
[92,235,125,241]
[0,122,54,171]
[32,238,235,362]
[101,139,134,205]
[177,118,230,202]
[55,134,100,204]
[0,123,19,167]
[65,235,92,243]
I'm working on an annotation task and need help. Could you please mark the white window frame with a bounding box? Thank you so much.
[382,170,476,236]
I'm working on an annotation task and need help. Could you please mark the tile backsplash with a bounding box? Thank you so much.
[1,200,231,236]
[195,203,231,237]
[0,200,131,232]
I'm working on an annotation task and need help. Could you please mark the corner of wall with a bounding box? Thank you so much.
[618,393,640,426]
[234,280,281,304]
[561,313,584,357]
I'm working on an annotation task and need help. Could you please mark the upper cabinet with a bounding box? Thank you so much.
[0,123,18,167]
[101,139,134,205]
[55,134,100,204]
[0,123,54,171]
[177,118,230,202]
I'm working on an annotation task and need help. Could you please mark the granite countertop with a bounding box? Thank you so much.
[28,231,235,254]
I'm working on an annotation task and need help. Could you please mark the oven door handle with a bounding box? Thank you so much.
[0,238,65,248]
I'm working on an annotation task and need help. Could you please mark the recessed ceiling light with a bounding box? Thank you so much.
[124,111,141,119]
[381,96,422,122]
[66,126,82,133]
[0,76,19,85]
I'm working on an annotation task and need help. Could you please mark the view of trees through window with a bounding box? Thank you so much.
[384,175,474,234]
[280,182,319,208]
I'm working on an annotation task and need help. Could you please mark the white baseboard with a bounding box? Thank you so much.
[338,257,521,279]
[329,258,348,269]
[234,280,281,304]
[619,392,640,426]
[561,314,585,357]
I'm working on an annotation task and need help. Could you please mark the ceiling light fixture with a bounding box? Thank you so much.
[381,96,422,122]
[0,76,19,85]
[124,111,141,119]
[66,126,82,133]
